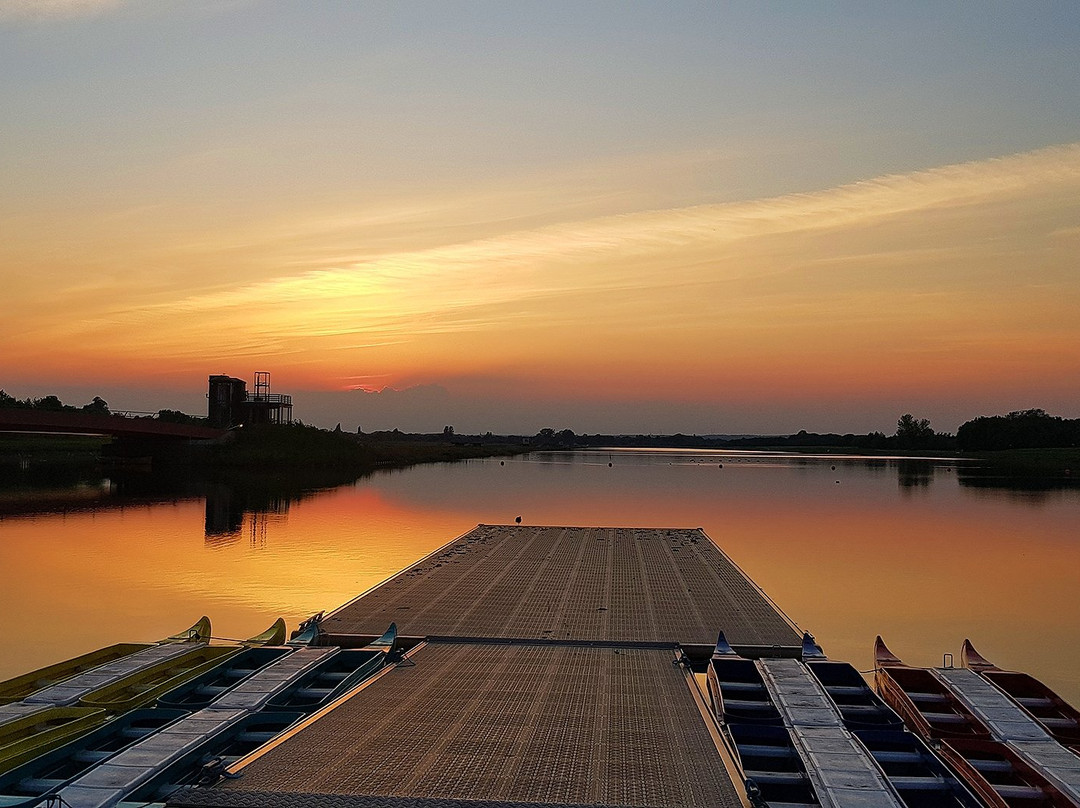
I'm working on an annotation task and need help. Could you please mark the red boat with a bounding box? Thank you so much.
[874,636,991,739]
[937,739,1076,808]
[875,637,1080,808]
[963,639,1080,747]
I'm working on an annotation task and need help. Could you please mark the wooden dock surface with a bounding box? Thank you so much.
[170,525,802,808]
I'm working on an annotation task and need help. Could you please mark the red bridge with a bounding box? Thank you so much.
[0,409,227,441]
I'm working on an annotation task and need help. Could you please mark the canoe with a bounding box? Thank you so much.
[265,648,387,711]
[706,632,782,726]
[78,646,239,713]
[288,611,325,645]
[0,645,148,707]
[936,738,1078,808]
[243,617,287,647]
[0,708,188,806]
[804,639,981,808]
[0,616,211,706]
[875,638,1080,808]
[0,706,108,774]
[156,646,293,711]
[962,639,1080,746]
[709,631,913,808]
[166,616,212,643]
[707,635,816,806]
[726,723,820,807]
[805,659,904,730]
[874,637,991,739]
[52,710,304,806]
[854,729,984,808]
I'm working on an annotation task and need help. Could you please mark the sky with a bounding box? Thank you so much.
[2,1,1079,435]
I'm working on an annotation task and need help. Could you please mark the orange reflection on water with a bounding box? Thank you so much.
[0,487,472,679]
[2,453,1078,709]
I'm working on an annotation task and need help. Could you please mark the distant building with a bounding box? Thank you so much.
[208,371,293,428]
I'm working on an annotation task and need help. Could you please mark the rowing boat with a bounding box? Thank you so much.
[0,707,108,775]
[706,633,817,807]
[156,647,293,711]
[804,659,903,730]
[875,637,1080,808]
[244,618,287,647]
[962,639,1080,747]
[936,738,1077,808]
[77,646,239,713]
[58,709,304,806]
[0,708,188,806]
[804,640,982,808]
[874,636,991,739]
[0,617,211,706]
[853,729,984,808]
[265,648,387,711]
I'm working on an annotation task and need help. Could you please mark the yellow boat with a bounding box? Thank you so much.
[0,616,212,706]
[0,706,107,773]
[244,617,287,646]
[78,645,239,713]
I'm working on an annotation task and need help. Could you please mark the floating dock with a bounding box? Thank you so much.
[170,524,804,808]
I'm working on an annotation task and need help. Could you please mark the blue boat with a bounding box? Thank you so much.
[156,647,293,711]
[0,708,188,807]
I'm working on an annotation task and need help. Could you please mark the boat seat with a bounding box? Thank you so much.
[721,682,767,694]
[870,750,925,764]
[1039,716,1079,728]
[824,685,868,697]
[838,704,887,714]
[889,774,947,791]
[965,758,1013,773]
[743,770,806,786]
[17,776,66,793]
[72,749,112,764]
[293,687,333,699]
[1015,697,1055,708]
[737,744,799,759]
[909,692,950,704]
[992,785,1050,801]
[316,671,351,683]
[723,698,775,711]
[234,730,276,743]
[922,711,968,723]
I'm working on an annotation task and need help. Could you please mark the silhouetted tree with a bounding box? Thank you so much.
[33,395,68,411]
[957,409,1079,451]
[82,396,110,416]
[895,413,935,449]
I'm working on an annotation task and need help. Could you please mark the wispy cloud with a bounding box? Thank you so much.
[0,0,123,22]
[8,142,1080,401]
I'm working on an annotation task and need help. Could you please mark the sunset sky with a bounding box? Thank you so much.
[3,2,1079,434]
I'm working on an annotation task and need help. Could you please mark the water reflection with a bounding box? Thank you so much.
[1,449,1078,708]
[896,459,934,488]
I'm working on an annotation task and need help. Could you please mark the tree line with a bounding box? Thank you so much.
[2,390,1076,452]
[0,390,206,425]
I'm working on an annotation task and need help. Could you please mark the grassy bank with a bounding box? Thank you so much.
[202,423,528,470]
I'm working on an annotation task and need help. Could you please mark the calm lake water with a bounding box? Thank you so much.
[1,449,1078,704]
